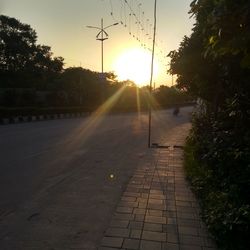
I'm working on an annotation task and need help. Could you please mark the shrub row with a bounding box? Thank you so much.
[184,112,250,250]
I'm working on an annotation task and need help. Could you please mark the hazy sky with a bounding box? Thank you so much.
[1,0,194,86]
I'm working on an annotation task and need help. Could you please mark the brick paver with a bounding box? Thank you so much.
[99,123,217,250]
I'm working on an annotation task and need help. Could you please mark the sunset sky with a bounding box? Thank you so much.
[1,0,194,87]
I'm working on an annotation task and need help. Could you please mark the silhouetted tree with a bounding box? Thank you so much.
[0,15,64,88]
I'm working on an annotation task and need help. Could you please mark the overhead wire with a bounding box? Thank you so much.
[105,0,167,70]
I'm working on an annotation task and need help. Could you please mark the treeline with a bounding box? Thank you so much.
[0,15,191,117]
[169,0,250,249]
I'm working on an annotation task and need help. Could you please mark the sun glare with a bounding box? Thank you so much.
[113,48,159,86]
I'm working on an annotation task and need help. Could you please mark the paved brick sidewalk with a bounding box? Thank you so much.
[99,123,217,250]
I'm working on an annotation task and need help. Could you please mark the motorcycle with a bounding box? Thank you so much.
[173,107,180,116]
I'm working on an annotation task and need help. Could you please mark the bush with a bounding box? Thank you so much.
[184,111,250,250]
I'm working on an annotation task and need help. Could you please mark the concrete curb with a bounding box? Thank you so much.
[0,112,91,125]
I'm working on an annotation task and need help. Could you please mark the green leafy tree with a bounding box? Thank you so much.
[169,1,250,249]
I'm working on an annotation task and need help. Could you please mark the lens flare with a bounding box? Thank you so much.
[113,47,159,86]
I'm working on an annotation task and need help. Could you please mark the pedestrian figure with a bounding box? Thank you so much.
[173,106,180,116]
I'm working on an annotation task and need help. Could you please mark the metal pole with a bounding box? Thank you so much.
[101,18,104,74]
[86,19,118,75]
[148,100,152,148]
[148,0,157,148]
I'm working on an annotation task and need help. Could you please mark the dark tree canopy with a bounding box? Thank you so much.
[0,15,37,71]
[0,15,64,88]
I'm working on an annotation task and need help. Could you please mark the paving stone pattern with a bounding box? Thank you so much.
[99,124,217,250]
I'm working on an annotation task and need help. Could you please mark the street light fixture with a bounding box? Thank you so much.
[86,18,119,77]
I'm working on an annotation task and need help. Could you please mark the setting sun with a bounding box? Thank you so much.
[112,48,159,86]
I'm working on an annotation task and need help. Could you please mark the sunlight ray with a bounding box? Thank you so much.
[144,88,161,111]
[136,87,141,116]
[54,86,127,152]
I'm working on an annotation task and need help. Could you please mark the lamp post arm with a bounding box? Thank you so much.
[86,25,101,30]
[86,19,118,75]
[104,23,119,30]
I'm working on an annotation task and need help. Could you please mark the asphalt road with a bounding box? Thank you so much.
[0,107,192,250]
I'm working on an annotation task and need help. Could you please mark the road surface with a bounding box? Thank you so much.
[0,107,192,249]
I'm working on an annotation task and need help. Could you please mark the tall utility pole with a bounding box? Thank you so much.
[87,18,119,76]
[148,0,157,148]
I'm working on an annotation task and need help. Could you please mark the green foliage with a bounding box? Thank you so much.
[190,0,250,68]
[185,112,250,250]
[169,1,250,112]
[169,0,250,249]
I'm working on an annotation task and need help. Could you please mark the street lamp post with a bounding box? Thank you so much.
[87,18,119,76]
[148,0,157,148]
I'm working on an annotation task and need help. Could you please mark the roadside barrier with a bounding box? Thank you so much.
[0,112,90,125]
